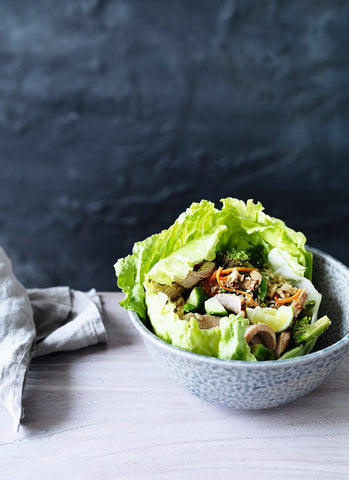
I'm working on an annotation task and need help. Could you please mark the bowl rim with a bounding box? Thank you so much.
[127,247,349,368]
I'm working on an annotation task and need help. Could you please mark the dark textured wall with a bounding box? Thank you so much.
[1,0,349,291]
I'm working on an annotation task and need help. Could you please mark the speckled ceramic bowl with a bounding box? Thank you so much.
[128,248,349,409]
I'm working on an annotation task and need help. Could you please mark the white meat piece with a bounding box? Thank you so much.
[178,261,215,289]
[214,293,243,314]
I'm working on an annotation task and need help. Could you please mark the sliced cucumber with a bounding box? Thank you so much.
[184,286,206,313]
[250,344,275,361]
[183,302,196,313]
[204,296,227,317]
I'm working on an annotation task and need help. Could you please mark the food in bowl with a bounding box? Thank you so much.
[115,198,330,361]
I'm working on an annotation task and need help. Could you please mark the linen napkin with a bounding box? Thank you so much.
[0,247,107,430]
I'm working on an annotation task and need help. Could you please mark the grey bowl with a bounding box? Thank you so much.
[128,248,349,409]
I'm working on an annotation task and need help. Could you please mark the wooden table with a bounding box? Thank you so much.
[1,292,348,479]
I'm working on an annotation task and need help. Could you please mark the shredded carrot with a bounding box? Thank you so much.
[216,266,224,283]
[216,266,258,307]
[209,266,257,283]
[208,270,218,284]
[275,288,304,304]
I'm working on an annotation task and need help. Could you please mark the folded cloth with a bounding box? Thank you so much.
[29,287,106,357]
[0,247,107,430]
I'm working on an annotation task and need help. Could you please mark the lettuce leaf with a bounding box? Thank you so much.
[146,292,256,360]
[114,200,220,319]
[146,291,222,356]
[218,316,256,361]
[268,248,321,323]
[146,227,227,287]
[115,198,312,316]
[114,198,313,359]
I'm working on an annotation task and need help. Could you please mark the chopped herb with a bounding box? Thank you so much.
[257,276,268,300]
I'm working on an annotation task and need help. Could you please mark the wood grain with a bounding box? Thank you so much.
[0,292,348,480]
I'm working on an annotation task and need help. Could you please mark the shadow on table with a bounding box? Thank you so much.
[99,295,139,350]
[20,296,137,435]
[20,353,75,434]
[20,343,109,435]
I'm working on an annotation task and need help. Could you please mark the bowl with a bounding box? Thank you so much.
[128,248,349,409]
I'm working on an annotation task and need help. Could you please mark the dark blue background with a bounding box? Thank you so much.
[1,0,348,290]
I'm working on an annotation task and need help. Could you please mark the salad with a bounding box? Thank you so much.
[115,198,330,361]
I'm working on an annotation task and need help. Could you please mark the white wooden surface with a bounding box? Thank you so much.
[0,292,348,480]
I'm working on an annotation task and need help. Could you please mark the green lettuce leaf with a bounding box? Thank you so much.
[218,198,312,279]
[114,198,313,359]
[146,292,256,360]
[218,316,256,361]
[268,248,321,323]
[114,200,220,319]
[146,227,227,287]
[146,291,222,356]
